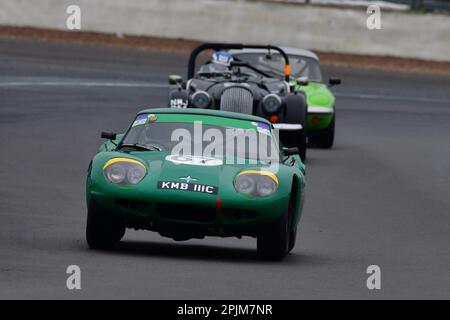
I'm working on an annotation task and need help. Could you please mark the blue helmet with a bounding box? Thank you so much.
[212,51,233,66]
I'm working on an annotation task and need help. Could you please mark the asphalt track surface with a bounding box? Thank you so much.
[0,38,449,299]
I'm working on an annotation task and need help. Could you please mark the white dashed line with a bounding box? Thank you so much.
[0,78,449,104]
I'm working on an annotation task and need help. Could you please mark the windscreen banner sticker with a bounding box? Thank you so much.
[132,114,149,127]
[157,181,218,195]
[148,114,157,122]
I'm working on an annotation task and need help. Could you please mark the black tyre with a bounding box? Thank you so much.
[281,94,307,162]
[257,196,294,261]
[86,199,125,250]
[295,129,307,162]
[309,115,335,149]
[287,188,298,253]
[280,130,306,162]
[288,226,297,253]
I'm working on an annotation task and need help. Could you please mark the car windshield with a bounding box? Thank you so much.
[197,63,262,79]
[121,113,280,163]
[198,63,231,75]
[233,53,322,81]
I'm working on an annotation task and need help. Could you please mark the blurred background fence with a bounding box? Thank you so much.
[268,0,450,11]
[408,0,450,10]
[0,0,449,61]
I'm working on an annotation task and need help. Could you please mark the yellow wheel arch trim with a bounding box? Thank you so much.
[237,170,279,185]
[103,158,145,170]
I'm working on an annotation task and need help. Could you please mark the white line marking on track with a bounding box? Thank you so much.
[0,81,168,88]
[0,79,449,104]
[335,92,450,104]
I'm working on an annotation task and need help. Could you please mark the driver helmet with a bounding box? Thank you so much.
[212,50,233,67]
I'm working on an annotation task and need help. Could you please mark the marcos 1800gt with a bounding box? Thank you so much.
[86,108,306,260]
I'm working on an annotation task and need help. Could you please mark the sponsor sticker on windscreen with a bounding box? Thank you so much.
[157,181,218,195]
[132,114,148,127]
[257,123,271,136]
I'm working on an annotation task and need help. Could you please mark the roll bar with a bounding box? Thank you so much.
[187,43,291,81]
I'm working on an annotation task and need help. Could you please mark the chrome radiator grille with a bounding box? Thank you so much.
[220,87,253,114]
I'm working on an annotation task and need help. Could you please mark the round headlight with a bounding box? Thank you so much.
[234,174,256,195]
[262,94,282,114]
[103,159,146,185]
[105,164,127,184]
[257,176,278,197]
[127,165,146,184]
[234,171,278,197]
[191,91,211,108]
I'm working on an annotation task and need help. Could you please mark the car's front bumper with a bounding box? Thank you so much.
[272,123,303,131]
[88,182,289,238]
[308,106,334,115]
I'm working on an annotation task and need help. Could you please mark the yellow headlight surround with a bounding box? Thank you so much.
[237,170,279,185]
[103,158,145,170]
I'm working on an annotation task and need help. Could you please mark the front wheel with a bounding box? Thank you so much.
[281,93,307,162]
[257,199,293,261]
[288,226,297,253]
[86,199,125,250]
[280,130,306,162]
[296,129,307,162]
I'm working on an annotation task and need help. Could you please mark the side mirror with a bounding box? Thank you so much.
[296,76,309,86]
[169,75,183,85]
[101,132,117,140]
[329,78,341,86]
[283,147,299,156]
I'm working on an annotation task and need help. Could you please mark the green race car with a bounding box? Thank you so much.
[233,48,341,148]
[86,108,306,260]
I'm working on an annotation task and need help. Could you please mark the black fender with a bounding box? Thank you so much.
[168,89,189,108]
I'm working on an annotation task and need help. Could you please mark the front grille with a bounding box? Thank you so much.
[155,203,216,223]
[220,87,253,114]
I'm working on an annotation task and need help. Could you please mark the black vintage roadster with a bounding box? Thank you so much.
[168,43,308,161]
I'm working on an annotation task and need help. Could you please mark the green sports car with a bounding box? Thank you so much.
[86,108,306,260]
[233,48,341,148]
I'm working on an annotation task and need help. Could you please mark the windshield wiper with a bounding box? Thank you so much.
[118,143,161,151]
